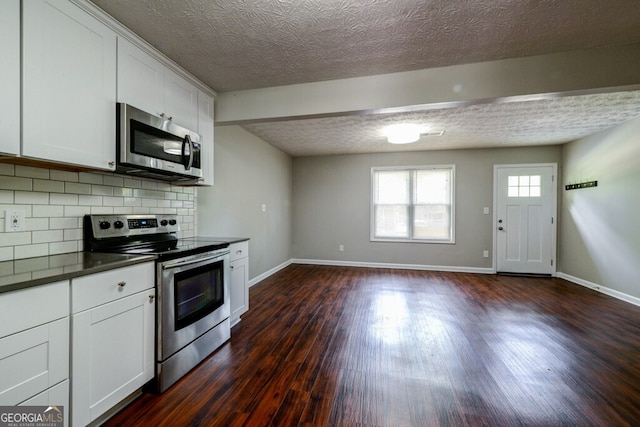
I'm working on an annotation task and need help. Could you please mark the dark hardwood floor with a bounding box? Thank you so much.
[104,265,640,426]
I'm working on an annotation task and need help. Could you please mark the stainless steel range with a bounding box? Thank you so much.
[84,214,231,392]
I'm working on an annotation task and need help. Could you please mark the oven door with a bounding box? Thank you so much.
[158,249,230,361]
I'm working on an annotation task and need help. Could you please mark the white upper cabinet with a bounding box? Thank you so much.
[116,37,164,118]
[117,37,198,131]
[22,0,117,171]
[196,89,215,186]
[164,69,199,131]
[0,0,20,155]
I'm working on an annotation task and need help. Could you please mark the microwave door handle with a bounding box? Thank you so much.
[181,135,195,170]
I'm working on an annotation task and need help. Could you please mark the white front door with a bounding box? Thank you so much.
[495,164,557,275]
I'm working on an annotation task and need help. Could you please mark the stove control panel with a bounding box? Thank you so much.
[87,214,179,238]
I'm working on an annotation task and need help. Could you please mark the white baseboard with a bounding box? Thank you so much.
[291,258,495,274]
[556,272,640,307]
[248,259,293,287]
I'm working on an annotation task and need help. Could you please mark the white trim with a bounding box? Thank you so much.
[557,272,640,307]
[291,258,494,275]
[248,259,292,287]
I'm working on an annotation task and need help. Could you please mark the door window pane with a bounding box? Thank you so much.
[508,175,541,198]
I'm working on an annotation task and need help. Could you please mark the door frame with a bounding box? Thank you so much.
[492,163,558,275]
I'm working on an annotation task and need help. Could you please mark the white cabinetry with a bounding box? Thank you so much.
[22,0,117,171]
[229,241,249,327]
[0,281,70,426]
[0,0,20,155]
[71,262,155,427]
[196,90,215,186]
[117,37,198,131]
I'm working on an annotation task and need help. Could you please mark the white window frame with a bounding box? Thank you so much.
[370,165,455,244]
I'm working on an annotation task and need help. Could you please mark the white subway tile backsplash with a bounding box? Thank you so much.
[49,241,78,255]
[79,195,103,206]
[0,190,13,203]
[65,182,92,194]
[0,247,13,262]
[1,232,32,247]
[50,193,79,205]
[50,217,79,229]
[79,172,103,185]
[33,179,65,193]
[103,175,123,187]
[26,218,49,231]
[0,165,197,261]
[15,165,50,179]
[0,176,33,191]
[63,228,82,241]
[33,230,64,244]
[102,196,124,206]
[50,170,78,182]
[0,164,15,176]
[15,243,49,259]
[15,191,50,205]
[92,185,113,196]
[33,205,63,218]
[123,178,142,188]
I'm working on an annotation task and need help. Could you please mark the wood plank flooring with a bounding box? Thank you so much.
[104,265,640,426]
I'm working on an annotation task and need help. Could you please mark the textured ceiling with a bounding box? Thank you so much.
[91,0,640,92]
[243,91,640,156]
[91,0,640,155]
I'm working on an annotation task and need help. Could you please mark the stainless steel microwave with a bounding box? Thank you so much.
[116,103,203,182]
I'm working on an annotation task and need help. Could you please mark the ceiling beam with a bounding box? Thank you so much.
[215,43,640,125]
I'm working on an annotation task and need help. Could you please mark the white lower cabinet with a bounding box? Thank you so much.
[71,262,155,427]
[0,281,69,426]
[229,241,249,327]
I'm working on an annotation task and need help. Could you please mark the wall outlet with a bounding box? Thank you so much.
[261,203,267,212]
[339,244,344,252]
[483,207,490,214]
[5,209,25,232]
[483,250,489,258]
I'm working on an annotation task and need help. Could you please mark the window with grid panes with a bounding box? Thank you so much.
[371,166,455,243]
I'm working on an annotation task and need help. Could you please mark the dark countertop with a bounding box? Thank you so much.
[0,252,156,294]
[189,237,250,244]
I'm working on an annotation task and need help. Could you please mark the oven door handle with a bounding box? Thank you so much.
[161,252,228,270]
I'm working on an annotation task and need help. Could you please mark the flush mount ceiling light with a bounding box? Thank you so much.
[383,124,426,144]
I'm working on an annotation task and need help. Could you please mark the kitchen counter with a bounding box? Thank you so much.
[0,252,156,294]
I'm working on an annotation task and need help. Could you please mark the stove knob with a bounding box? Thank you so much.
[114,220,124,229]
[99,221,111,230]
[160,220,168,226]
[169,219,177,226]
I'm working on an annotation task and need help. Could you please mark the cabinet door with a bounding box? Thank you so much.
[0,318,69,406]
[20,380,69,427]
[22,0,116,170]
[230,256,249,326]
[72,289,155,426]
[0,0,20,155]
[164,68,198,131]
[117,37,165,116]
[196,90,215,186]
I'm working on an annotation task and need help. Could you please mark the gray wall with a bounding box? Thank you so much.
[292,146,561,269]
[197,125,292,281]
[559,116,640,298]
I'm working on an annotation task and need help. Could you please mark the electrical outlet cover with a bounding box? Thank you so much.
[5,210,25,232]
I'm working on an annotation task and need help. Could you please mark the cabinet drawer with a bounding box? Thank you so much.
[0,317,69,405]
[229,241,249,262]
[0,280,68,338]
[72,262,154,313]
